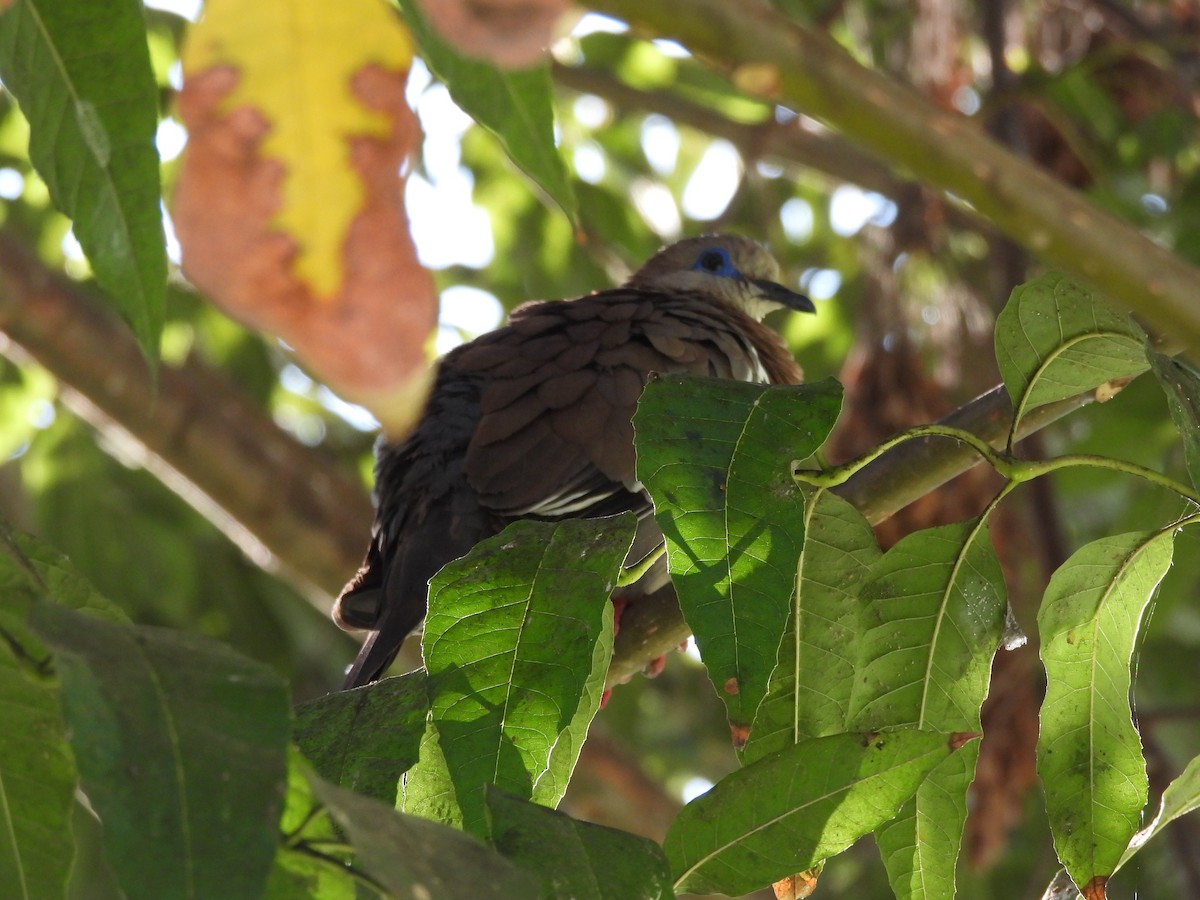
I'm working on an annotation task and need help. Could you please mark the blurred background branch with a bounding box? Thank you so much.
[0,230,373,609]
[588,0,1200,353]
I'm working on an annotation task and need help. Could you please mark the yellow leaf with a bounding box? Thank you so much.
[183,0,414,299]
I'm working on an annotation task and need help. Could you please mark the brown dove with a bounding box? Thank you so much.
[336,234,814,688]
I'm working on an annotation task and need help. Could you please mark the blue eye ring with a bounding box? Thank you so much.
[692,247,737,278]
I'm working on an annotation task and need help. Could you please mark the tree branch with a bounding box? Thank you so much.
[552,62,899,197]
[585,0,1200,354]
[0,232,373,610]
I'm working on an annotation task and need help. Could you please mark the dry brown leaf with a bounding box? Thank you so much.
[173,63,437,439]
[772,867,820,899]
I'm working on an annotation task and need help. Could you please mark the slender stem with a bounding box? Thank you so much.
[282,804,330,848]
[616,543,666,587]
[795,424,1008,487]
[796,424,1200,505]
[1171,509,1200,530]
[1015,455,1200,504]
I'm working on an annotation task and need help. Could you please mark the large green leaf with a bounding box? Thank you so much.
[294,670,428,804]
[846,518,1007,732]
[0,660,70,900]
[402,515,634,837]
[633,376,842,729]
[31,603,289,900]
[310,768,538,899]
[1148,350,1200,490]
[0,528,132,900]
[486,786,674,899]
[664,729,968,897]
[843,518,1005,899]
[744,488,879,762]
[0,0,165,359]
[994,273,1146,442]
[396,0,577,222]
[1037,529,1176,892]
[0,533,85,900]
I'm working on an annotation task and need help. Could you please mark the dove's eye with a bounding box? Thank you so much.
[693,248,735,277]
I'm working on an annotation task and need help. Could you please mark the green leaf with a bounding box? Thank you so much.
[1117,751,1200,871]
[840,518,1004,899]
[485,786,675,899]
[31,603,290,900]
[0,621,75,900]
[0,0,166,359]
[309,768,539,899]
[0,528,129,631]
[1037,529,1176,891]
[294,670,428,804]
[633,376,843,728]
[1148,350,1200,490]
[995,273,1146,441]
[404,515,635,837]
[266,749,354,900]
[744,488,879,762]
[400,718,462,828]
[263,852,353,900]
[875,743,979,900]
[0,528,131,900]
[846,518,1007,733]
[664,729,968,897]
[396,0,577,222]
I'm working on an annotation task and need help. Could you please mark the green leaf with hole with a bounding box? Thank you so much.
[403,514,634,837]
[400,718,461,826]
[995,273,1146,441]
[397,0,576,223]
[486,786,674,899]
[634,376,842,729]
[664,729,968,896]
[31,603,289,900]
[1148,350,1200,490]
[744,488,879,762]
[0,0,165,360]
[1037,528,1176,891]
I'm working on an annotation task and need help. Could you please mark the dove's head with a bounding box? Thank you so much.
[628,234,816,321]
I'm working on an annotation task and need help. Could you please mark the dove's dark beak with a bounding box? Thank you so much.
[752,278,816,313]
